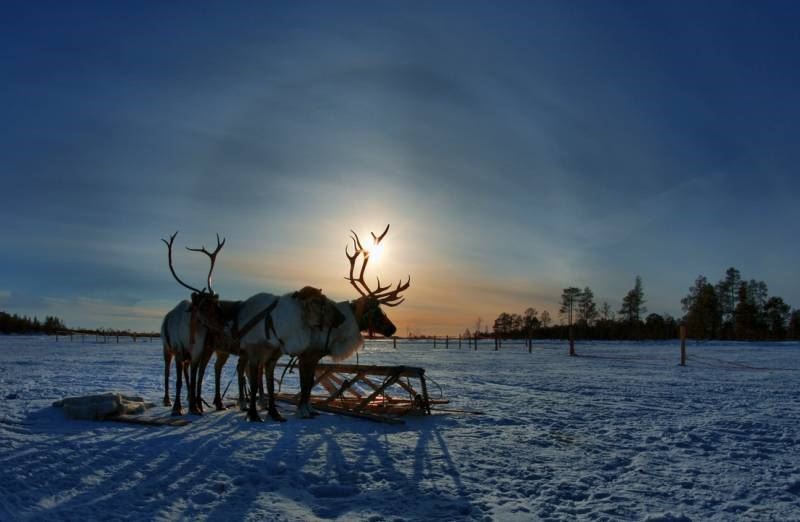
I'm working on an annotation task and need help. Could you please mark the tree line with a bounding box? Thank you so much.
[486,270,800,341]
[681,267,799,340]
[0,310,66,334]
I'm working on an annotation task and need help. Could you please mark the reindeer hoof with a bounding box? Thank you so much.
[163,398,172,407]
[246,412,263,423]
[268,409,286,422]
[296,404,315,419]
[171,408,184,417]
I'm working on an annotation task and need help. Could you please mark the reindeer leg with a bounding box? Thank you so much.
[265,353,285,422]
[172,356,184,416]
[163,349,172,407]
[257,363,265,403]
[196,348,213,414]
[183,361,190,403]
[297,354,317,419]
[189,361,202,415]
[237,353,248,411]
[213,351,229,411]
[246,361,263,422]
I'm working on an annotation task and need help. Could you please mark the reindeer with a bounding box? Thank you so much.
[231,225,408,420]
[292,225,410,418]
[212,288,346,422]
[160,300,191,409]
[162,232,345,422]
[161,232,227,416]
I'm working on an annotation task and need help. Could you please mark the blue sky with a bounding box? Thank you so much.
[2,2,799,333]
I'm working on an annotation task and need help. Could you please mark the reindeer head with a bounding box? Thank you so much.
[162,231,226,334]
[345,224,410,337]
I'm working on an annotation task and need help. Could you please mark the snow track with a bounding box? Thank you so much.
[1,336,798,520]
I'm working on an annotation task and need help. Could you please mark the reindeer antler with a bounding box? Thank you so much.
[185,233,226,295]
[162,231,205,294]
[372,275,411,307]
[344,224,410,305]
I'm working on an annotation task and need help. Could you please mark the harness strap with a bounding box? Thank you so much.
[235,298,280,342]
[323,325,334,356]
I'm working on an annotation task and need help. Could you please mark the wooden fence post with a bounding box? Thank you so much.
[569,326,575,356]
[393,336,397,349]
[680,325,687,366]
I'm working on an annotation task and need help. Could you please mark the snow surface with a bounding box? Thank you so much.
[1,336,799,521]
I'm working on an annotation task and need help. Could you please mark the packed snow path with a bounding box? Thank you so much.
[1,336,798,521]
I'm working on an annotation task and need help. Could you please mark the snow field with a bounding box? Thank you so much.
[1,336,798,521]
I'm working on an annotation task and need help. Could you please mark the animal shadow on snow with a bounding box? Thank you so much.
[201,412,479,521]
[10,406,478,521]
[5,406,246,520]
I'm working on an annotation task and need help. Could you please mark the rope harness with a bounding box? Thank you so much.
[188,297,280,356]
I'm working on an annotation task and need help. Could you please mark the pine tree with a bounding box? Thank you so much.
[619,276,646,323]
[716,267,741,337]
[522,308,539,335]
[577,287,598,326]
[559,287,582,326]
[540,310,552,328]
[686,283,720,339]
[789,310,800,340]
[764,296,790,339]
[734,285,757,340]
[599,302,614,321]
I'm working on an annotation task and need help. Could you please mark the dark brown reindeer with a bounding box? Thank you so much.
[161,232,227,415]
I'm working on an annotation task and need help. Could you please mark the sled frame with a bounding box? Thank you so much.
[275,363,448,424]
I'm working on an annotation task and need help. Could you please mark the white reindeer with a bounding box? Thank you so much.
[213,288,345,422]
[232,225,409,419]
[160,299,215,415]
[290,225,410,418]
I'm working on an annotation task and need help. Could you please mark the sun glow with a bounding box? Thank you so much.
[366,236,385,262]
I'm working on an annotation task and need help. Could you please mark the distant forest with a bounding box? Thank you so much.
[0,311,66,335]
[484,268,800,342]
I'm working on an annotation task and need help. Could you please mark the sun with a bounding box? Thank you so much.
[366,236,385,262]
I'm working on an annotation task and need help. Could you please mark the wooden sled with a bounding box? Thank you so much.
[275,363,449,425]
